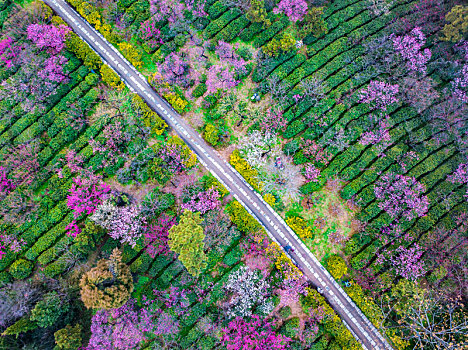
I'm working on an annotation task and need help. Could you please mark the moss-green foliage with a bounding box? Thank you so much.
[9,259,34,280]
[246,0,271,28]
[54,324,82,350]
[441,5,468,42]
[168,210,208,276]
[192,83,208,98]
[1,317,38,338]
[204,122,219,146]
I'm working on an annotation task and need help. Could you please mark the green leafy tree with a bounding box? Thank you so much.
[168,210,208,276]
[326,255,347,279]
[30,291,69,328]
[54,324,82,350]
[297,7,328,39]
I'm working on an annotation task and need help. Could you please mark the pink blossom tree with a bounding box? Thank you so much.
[0,232,26,260]
[221,315,291,350]
[273,0,308,23]
[38,55,69,83]
[157,52,190,86]
[144,214,176,257]
[206,64,239,93]
[303,164,320,182]
[26,24,70,54]
[389,244,426,281]
[447,163,468,200]
[374,172,429,221]
[108,205,146,247]
[358,80,399,111]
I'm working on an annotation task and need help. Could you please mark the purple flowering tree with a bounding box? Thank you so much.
[0,232,26,260]
[157,52,190,86]
[221,315,291,350]
[144,214,176,258]
[0,166,15,195]
[273,0,308,23]
[374,172,429,221]
[390,244,426,281]
[448,163,468,200]
[303,164,320,183]
[206,64,238,93]
[38,55,69,83]
[138,18,163,49]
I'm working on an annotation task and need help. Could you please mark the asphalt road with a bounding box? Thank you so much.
[44,0,394,349]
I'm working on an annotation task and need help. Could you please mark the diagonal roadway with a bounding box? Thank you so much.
[44,0,393,349]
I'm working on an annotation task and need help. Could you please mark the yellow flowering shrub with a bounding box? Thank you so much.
[285,216,313,239]
[118,42,142,69]
[167,136,197,169]
[263,193,276,207]
[163,92,188,113]
[266,241,302,280]
[344,282,383,327]
[100,64,124,90]
[230,149,263,192]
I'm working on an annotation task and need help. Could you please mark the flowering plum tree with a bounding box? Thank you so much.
[392,27,431,74]
[181,187,221,214]
[221,314,291,350]
[108,205,146,248]
[38,55,69,83]
[222,266,270,318]
[303,164,320,182]
[374,172,429,221]
[273,0,308,22]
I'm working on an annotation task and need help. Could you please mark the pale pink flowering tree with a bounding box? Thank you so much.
[181,188,221,214]
[26,24,70,54]
[108,205,146,248]
[374,172,429,221]
[392,27,431,74]
[157,52,190,86]
[206,64,238,93]
[358,80,399,111]
[144,214,176,257]
[359,117,392,154]
[221,315,291,350]
[279,273,309,305]
[215,41,247,75]
[273,0,308,23]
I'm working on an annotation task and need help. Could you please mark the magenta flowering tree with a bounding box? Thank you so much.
[392,27,431,74]
[259,108,288,133]
[0,166,15,195]
[206,64,238,93]
[273,0,308,23]
[374,172,429,221]
[66,176,110,237]
[181,188,221,214]
[26,24,70,54]
[221,314,291,350]
[300,139,332,166]
[358,80,399,111]
[144,214,176,258]
[0,37,21,68]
